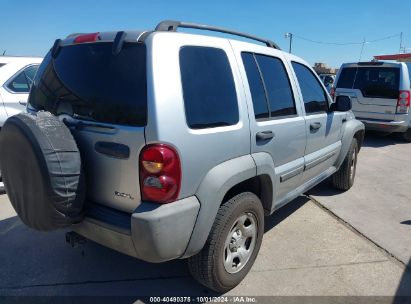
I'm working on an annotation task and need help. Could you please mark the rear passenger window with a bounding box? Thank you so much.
[256,55,296,117]
[292,62,328,114]
[241,53,269,119]
[242,52,296,119]
[180,46,239,129]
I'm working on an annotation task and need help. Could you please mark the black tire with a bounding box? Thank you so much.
[0,112,85,231]
[402,129,411,142]
[332,138,358,191]
[188,192,264,292]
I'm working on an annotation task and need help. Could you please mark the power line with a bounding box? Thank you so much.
[367,33,401,43]
[292,33,401,46]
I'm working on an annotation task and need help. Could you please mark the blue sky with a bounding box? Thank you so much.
[0,0,409,68]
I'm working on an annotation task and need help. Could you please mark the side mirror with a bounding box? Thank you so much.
[330,95,352,112]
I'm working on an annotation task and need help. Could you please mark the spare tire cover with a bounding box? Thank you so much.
[0,111,85,231]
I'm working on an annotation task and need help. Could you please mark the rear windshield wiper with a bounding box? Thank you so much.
[63,116,115,130]
[112,31,127,56]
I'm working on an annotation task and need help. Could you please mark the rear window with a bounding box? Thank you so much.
[29,42,147,126]
[337,66,400,99]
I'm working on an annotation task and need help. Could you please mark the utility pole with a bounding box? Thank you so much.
[284,33,293,53]
[359,37,366,61]
[400,32,403,53]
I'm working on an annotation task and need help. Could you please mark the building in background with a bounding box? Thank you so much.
[374,53,411,62]
[313,62,337,75]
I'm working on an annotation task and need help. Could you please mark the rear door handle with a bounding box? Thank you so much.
[310,122,322,131]
[19,101,27,106]
[256,131,274,141]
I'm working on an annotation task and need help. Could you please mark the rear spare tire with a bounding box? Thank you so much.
[0,111,85,231]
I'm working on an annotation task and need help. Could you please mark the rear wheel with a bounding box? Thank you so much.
[188,192,264,292]
[402,129,411,142]
[332,138,358,191]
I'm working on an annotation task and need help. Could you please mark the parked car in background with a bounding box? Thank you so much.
[334,61,411,141]
[319,73,335,93]
[0,21,364,292]
[0,56,42,126]
[0,56,42,183]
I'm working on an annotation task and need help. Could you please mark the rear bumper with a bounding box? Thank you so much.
[358,118,409,133]
[72,196,200,263]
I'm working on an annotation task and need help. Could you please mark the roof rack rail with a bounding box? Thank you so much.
[155,20,281,50]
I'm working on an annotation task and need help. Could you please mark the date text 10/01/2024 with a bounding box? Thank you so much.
[149,296,257,303]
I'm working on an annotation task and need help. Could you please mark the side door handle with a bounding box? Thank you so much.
[310,122,322,131]
[19,101,27,106]
[256,131,274,141]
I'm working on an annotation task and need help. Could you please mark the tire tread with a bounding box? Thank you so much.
[188,192,262,292]
[332,138,358,191]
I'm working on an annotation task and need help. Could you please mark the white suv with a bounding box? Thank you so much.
[334,61,411,141]
[0,56,43,127]
[0,56,42,184]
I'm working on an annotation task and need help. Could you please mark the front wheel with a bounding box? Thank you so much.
[188,192,264,292]
[331,138,358,191]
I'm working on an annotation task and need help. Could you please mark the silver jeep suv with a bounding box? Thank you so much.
[0,20,364,292]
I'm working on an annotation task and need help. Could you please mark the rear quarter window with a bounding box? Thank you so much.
[6,65,39,93]
[180,46,239,129]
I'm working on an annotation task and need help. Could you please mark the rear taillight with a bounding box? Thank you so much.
[139,144,181,204]
[74,32,100,44]
[330,87,336,100]
[396,90,410,114]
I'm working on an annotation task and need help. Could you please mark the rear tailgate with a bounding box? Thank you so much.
[28,40,147,213]
[71,125,145,213]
